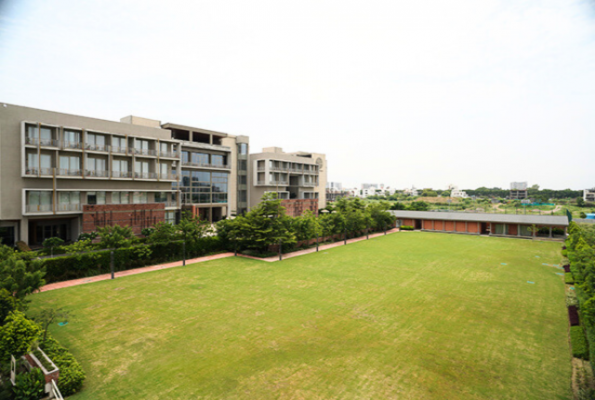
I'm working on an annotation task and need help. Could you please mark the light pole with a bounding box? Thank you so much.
[278,239,282,261]
[316,230,319,252]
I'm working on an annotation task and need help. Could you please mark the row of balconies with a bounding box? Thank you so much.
[182,160,231,170]
[265,165,319,174]
[25,137,179,158]
[25,200,179,214]
[24,167,177,181]
[256,180,317,187]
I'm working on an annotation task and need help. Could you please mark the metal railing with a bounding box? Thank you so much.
[62,140,83,150]
[159,201,178,208]
[257,166,266,171]
[111,146,128,154]
[269,180,288,185]
[134,172,158,179]
[57,168,82,177]
[25,168,39,176]
[40,167,54,175]
[25,136,39,146]
[85,170,109,178]
[302,182,316,187]
[270,166,290,172]
[159,173,178,180]
[26,204,52,213]
[40,138,60,147]
[56,203,82,212]
[182,161,231,169]
[159,150,178,158]
[111,170,132,178]
[131,148,157,156]
[85,143,108,152]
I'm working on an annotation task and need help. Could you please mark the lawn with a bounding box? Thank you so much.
[29,232,571,400]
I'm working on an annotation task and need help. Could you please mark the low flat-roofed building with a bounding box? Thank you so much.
[390,210,568,240]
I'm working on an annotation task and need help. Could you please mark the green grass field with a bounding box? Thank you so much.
[29,232,571,400]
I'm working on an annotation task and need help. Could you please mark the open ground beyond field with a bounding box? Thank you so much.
[30,232,571,400]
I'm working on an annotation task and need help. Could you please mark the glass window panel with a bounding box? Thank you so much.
[59,192,70,204]
[27,125,38,138]
[211,155,224,166]
[87,192,97,205]
[40,154,52,169]
[71,192,80,204]
[29,191,40,206]
[40,127,52,140]
[97,192,106,205]
[40,191,52,206]
[28,153,38,168]
[182,151,189,163]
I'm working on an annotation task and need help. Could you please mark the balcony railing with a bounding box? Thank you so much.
[85,143,108,152]
[289,168,304,174]
[131,148,157,156]
[25,167,54,176]
[56,203,82,212]
[111,146,128,154]
[134,172,158,179]
[112,171,132,178]
[85,170,109,178]
[257,166,266,171]
[182,161,231,169]
[25,137,39,146]
[159,150,178,158]
[302,182,317,187]
[159,173,178,180]
[25,168,39,176]
[40,138,59,147]
[57,168,82,177]
[270,166,289,172]
[63,141,83,150]
[256,180,265,185]
[26,204,52,213]
[269,180,288,185]
[158,201,179,208]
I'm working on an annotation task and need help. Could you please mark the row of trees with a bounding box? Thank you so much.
[217,194,396,253]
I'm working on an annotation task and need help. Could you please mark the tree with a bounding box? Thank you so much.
[178,212,213,244]
[42,237,64,257]
[0,311,41,361]
[97,225,136,249]
[0,258,45,302]
[578,197,586,207]
[530,184,540,190]
[146,221,178,244]
[34,307,70,344]
[0,288,17,325]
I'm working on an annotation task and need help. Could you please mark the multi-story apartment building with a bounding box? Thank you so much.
[0,103,249,247]
[250,147,326,217]
[585,188,595,202]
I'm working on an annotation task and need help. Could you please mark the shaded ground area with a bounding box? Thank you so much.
[30,232,571,400]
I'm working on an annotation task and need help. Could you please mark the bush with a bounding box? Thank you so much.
[15,241,31,253]
[571,326,590,360]
[400,225,414,231]
[565,272,575,284]
[12,367,45,400]
[0,311,41,361]
[567,290,579,307]
[41,334,85,396]
[77,231,98,242]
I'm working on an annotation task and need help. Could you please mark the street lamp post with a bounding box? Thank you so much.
[278,239,282,261]
[316,231,319,252]
[183,240,186,266]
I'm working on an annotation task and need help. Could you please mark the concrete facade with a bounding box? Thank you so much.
[0,103,249,246]
[249,147,326,215]
[584,188,595,202]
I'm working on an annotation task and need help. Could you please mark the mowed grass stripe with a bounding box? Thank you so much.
[29,232,571,400]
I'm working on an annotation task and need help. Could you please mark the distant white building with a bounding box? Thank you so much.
[403,186,419,196]
[327,182,342,190]
[585,188,595,202]
[451,188,469,198]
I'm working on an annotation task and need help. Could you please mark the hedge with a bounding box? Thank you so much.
[565,272,574,285]
[41,334,85,396]
[400,225,414,231]
[571,326,590,360]
[40,237,224,284]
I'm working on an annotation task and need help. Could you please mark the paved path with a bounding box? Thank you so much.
[40,229,399,292]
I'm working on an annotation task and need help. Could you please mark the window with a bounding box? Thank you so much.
[112,192,129,204]
[27,153,38,168]
[112,159,129,174]
[239,160,247,171]
[155,192,168,203]
[165,211,176,225]
[239,175,247,185]
[28,191,52,211]
[239,143,248,155]
[160,163,169,177]
[59,155,80,172]
[239,191,247,202]
[58,191,80,211]
[26,125,38,138]
[211,154,225,167]
[133,192,148,204]
[182,151,189,163]
[87,133,106,150]
[63,129,81,145]
[192,153,209,165]
[112,136,126,151]
[135,139,149,153]
[135,160,150,177]
[181,171,190,187]
[40,154,52,170]
[87,157,106,172]
[160,142,169,154]
[87,191,105,205]
[40,127,53,141]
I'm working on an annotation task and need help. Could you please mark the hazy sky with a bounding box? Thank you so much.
[1,0,594,190]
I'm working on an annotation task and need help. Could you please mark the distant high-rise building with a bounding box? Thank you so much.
[327,182,342,190]
[510,182,528,200]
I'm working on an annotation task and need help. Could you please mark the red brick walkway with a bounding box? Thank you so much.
[40,228,399,292]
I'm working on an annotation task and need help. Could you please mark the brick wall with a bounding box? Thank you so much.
[82,203,166,235]
[281,199,318,217]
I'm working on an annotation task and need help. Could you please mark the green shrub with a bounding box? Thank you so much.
[565,273,575,284]
[41,334,85,396]
[12,367,45,400]
[567,290,579,307]
[77,231,98,242]
[0,311,41,361]
[571,326,590,360]
[400,225,414,231]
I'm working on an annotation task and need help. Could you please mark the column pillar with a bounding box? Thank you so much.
[489,223,492,236]
[465,221,468,233]
[549,226,552,238]
[432,220,435,230]
[477,222,480,235]
[454,220,456,232]
[517,224,520,237]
